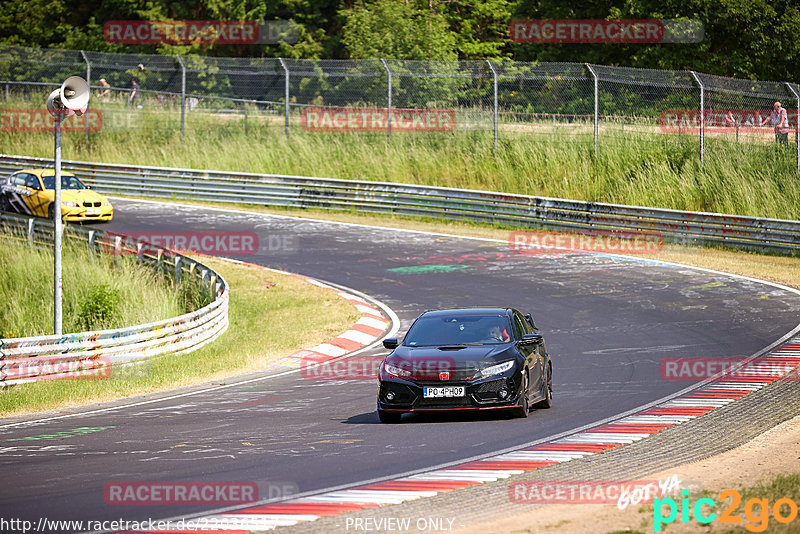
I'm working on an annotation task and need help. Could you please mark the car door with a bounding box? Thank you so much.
[515,310,544,392]
[24,174,50,217]
[3,173,35,215]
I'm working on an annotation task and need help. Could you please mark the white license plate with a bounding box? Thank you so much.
[423,386,465,398]
[84,208,101,215]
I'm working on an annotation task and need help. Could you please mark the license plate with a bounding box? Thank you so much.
[84,208,101,215]
[423,386,465,398]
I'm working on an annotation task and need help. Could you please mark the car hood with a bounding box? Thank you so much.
[384,344,517,380]
[60,189,107,204]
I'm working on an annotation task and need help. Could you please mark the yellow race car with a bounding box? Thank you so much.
[0,168,113,222]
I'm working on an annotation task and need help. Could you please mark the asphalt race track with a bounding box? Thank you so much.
[2,198,800,532]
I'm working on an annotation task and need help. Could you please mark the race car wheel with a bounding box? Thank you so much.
[512,370,530,418]
[534,364,552,409]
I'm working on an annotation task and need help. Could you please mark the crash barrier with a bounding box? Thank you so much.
[0,154,798,253]
[0,211,228,385]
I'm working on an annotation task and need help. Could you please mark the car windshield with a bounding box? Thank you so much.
[403,314,512,346]
[40,174,87,190]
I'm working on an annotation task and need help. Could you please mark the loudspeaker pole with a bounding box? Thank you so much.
[47,76,90,335]
[54,112,63,335]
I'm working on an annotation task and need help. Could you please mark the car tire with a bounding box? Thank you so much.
[534,364,552,409]
[511,370,530,418]
[378,410,402,424]
[48,203,55,220]
[0,195,10,212]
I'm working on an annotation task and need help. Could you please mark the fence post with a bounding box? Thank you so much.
[585,63,599,157]
[785,82,800,172]
[80,51,91,141]
[690,71,705,166]
[487,60,498,151]
[176,55,186,141]
[279,58,290,139]
[380,59,392,139]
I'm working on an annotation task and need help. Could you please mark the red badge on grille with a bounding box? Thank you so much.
[439,371,450,381]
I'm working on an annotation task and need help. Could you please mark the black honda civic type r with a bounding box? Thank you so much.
[377,307,552,423]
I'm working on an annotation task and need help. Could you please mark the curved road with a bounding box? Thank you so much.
[1,199,799,531]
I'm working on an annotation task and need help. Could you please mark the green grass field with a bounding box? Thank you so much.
[0,233,186,338]
[1,97,798,220]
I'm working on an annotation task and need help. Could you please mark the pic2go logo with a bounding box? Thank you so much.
[654,489,799,532]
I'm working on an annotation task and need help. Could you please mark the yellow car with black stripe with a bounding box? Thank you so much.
[0,169,113,222]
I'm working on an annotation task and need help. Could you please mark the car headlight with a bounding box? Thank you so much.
[383,362,411,378]
[62,201,78,207]
[475,360,515,379]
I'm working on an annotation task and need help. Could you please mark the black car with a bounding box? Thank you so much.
[377,307,552,423]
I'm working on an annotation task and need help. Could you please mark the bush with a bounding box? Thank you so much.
[77,284,121,330]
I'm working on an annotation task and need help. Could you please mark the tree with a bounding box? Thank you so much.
[340,0,457,60]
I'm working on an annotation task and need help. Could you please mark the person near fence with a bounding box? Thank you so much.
[128,78,139,106]
[97,78,110,99]
[761,101,789,144]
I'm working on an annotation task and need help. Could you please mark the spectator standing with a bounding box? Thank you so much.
[128,79,139,106]
[761,101,789,144]
[97,78,110,99]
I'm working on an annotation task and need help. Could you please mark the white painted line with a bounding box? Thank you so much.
[614,415,696,424]
[357,316,391,330]
[338,329,376,345]
[660,399,736,408]
[491,451,592,461]
[310,344,349,358]
[704,382,764,390]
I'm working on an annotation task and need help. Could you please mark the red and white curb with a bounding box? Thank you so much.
[137,338,800,532]
[272,274,391,369]
[211,259,393,370]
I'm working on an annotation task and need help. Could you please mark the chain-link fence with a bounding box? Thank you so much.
[1,44,798,169]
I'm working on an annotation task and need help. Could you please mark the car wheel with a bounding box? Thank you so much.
[511,370,530,418]
[48,203,55,220]
[378,410,402,424]
[534,364,552,409]
[0,196,10,212]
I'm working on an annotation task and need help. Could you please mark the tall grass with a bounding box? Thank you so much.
[0,96,798,219]
[0,234,184,337]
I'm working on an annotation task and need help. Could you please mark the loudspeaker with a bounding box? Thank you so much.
[47,76,90,119]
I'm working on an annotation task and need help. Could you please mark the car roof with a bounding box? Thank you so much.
[16,169,76,177]
[421,307,515,317]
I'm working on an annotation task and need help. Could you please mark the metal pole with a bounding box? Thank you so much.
[279,58,289,139]
[785,82,800,172]
[54,116,63,335]
[690,71,705,166]
[176,55,186,141]
[585,63,599,157]
[380,59,392,139]
[80,51,91,141]
[487,60,498,151]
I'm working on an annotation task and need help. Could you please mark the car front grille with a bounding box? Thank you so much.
[83,201,101,207]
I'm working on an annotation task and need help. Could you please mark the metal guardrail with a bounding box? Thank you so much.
[0,211,229,386]
[0,154,798,253]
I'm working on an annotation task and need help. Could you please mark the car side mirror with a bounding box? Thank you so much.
[522,333,543,345]
[383,338,399,350]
